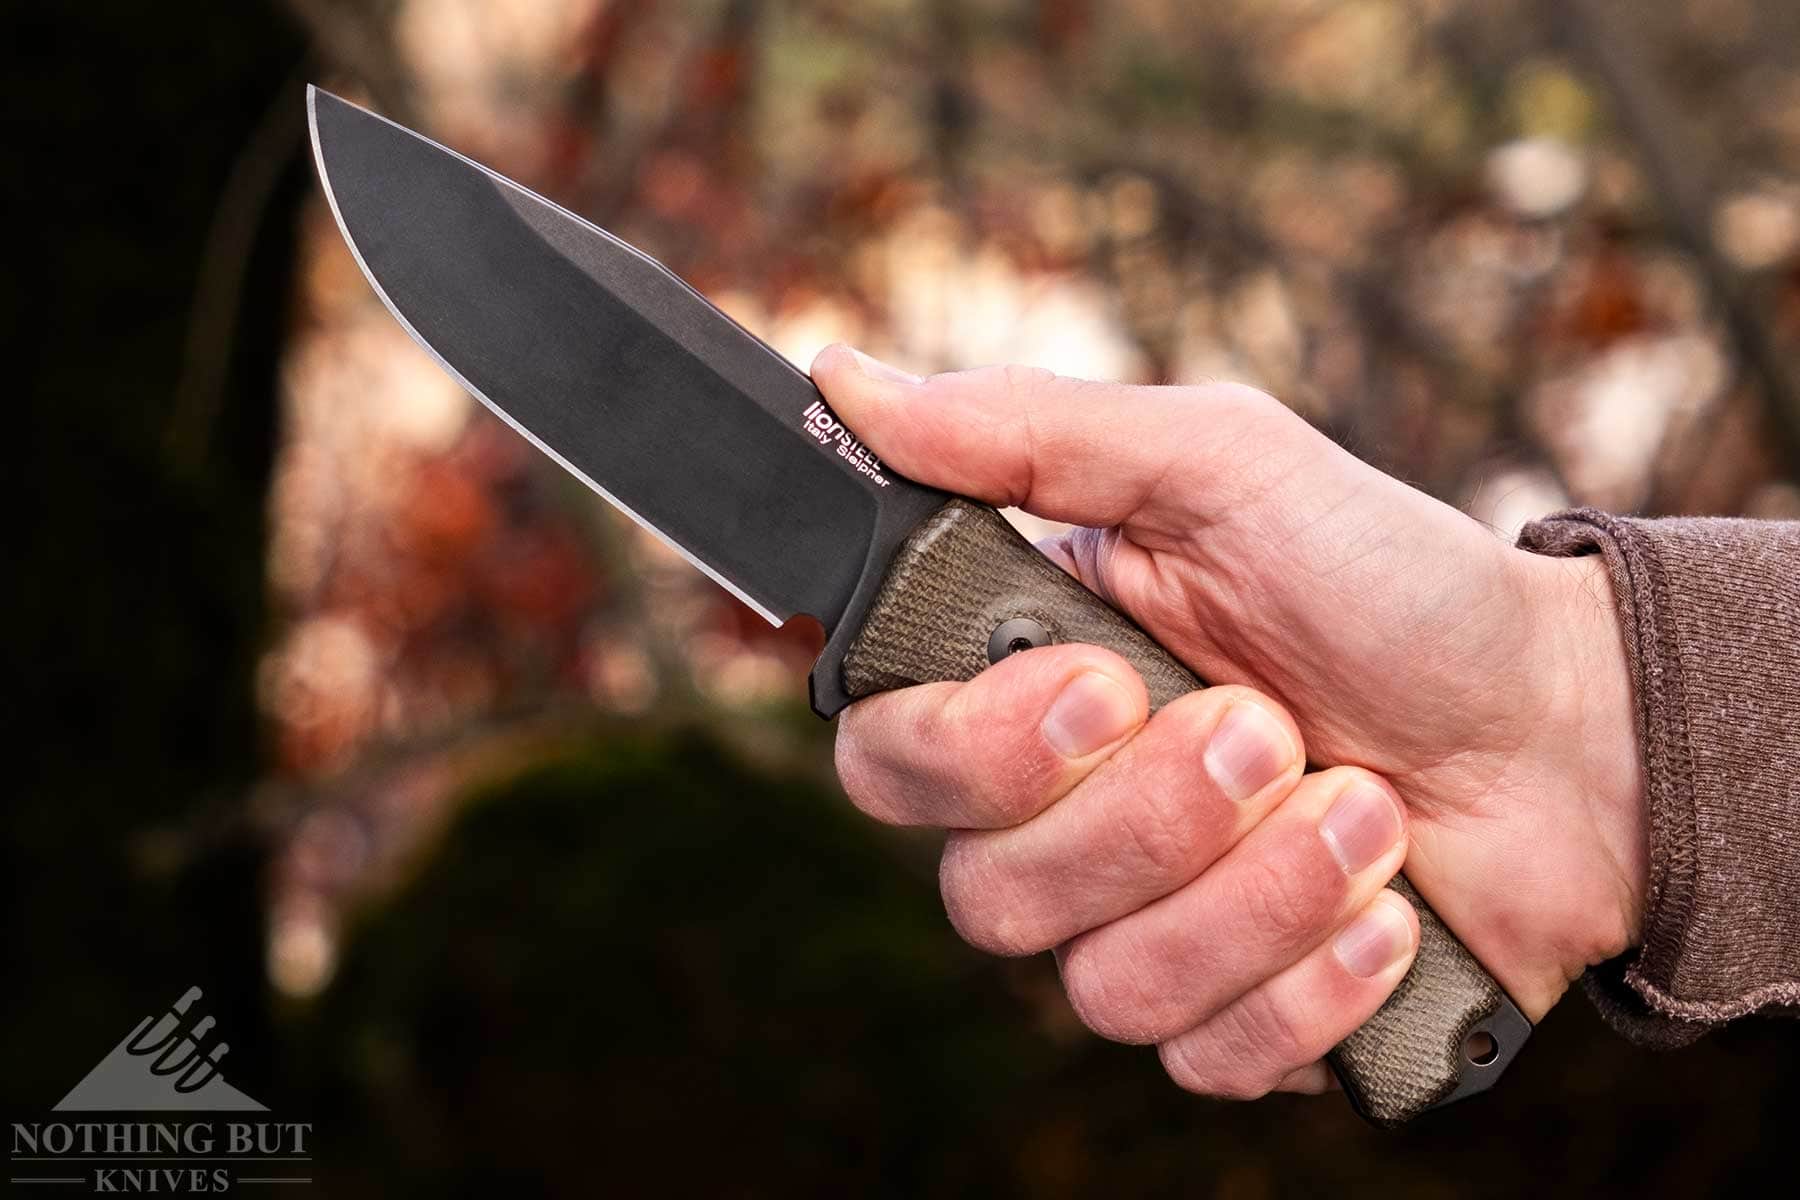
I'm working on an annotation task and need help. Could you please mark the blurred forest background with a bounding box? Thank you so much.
[11,0,1800,1195]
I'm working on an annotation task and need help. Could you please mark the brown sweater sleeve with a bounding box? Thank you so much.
[1518,509,1800,1047]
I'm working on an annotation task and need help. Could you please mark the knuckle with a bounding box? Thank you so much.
[834,698,945,824]
[1059,936,1161,1044]
[1121,782,1208,881]
[946,905,1038,958]
[838,686,1058,830]
[1186,379,1285,426]
[999,362,1059,400]
[941,696,1060,828]
[968,768,1043,829]
[1158,1038,1272,1101]
[1220,987,1316,1078]
[1156,1038,1213,1095]
[938,841,1042,957]
[1059,940,1126,1040]
[1229,848,1340,951]
[831,725,892,821]
[1216,380,1282,413]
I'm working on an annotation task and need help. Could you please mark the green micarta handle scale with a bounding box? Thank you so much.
[832,498,1530,1127]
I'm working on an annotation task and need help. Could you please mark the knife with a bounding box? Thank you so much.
[305,85,1529,1127]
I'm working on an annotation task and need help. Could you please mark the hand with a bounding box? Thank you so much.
[813,345,1646,1098]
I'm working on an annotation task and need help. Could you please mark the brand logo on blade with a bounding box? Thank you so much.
[801,400,890,487]
[10,988,313,1193]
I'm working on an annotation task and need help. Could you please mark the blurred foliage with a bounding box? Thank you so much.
[12,0,1800,1195]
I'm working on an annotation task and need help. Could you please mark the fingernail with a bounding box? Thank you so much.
[849,346,923,385]
[1202,703,1294,802]
[1319,782,1403,875]
[1041,672,1138,759]
[1333,898,1412,978]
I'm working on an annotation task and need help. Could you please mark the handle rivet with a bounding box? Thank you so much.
[988,617,1051,664]
[1463,1030,1499,1067]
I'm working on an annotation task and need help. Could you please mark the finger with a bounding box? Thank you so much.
[1273,1063,1337,1095]
[834,643,1148,830]
[1032,533,1080,576]
[1157,890,1419,1100]
[811,343,1307,531]
[937,686,1303,956]
[1055,767,1409,1044]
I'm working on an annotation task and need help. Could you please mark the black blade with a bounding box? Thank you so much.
[307,87,941,630]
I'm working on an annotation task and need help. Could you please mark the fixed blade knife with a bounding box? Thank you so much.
[305,85,1529,1126]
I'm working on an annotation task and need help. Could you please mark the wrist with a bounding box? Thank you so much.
[1531,551,1649,967]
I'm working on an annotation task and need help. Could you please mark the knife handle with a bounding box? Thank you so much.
[821,498,1530,1127]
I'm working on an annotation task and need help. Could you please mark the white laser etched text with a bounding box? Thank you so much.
[801,400,890,487]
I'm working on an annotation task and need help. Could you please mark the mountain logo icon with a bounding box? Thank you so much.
[53,987,266,1111]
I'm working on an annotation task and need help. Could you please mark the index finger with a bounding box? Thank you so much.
[810,344,1308,534]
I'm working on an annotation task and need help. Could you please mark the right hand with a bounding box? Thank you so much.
[814,345,1648,1097]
